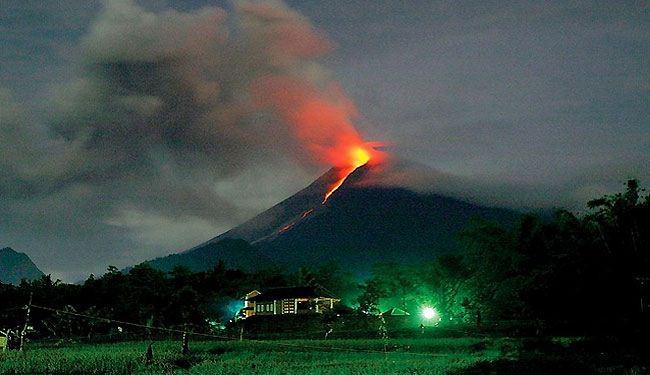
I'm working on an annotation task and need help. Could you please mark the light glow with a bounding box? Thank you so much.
[421,307,438,320]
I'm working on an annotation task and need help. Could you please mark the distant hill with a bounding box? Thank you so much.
[0,247,44,285]
[143,238,272,273]
[142,162,521,274]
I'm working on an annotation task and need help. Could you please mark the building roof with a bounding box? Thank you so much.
[381,307,410,316]
[247,286,336,301]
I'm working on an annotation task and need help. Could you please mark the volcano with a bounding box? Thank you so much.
[143,162,521,274]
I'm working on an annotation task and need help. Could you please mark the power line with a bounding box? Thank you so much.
[31,305,231,340]
[29,304,448,358]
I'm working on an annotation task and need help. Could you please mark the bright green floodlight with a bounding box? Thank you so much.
[421,307,438,320]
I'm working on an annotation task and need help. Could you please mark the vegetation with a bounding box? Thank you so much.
[0,180,648,373]
[0,260,352,338]
[358,179,649,334]
[1,336,647,374]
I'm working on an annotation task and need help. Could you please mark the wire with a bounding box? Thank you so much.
[31,305,231,340]
[29,304,448,357]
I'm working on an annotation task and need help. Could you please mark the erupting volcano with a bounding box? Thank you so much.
[252,75,385,203]
[143,49,519,275]
[143,159,521,274]
[280,143,379,234]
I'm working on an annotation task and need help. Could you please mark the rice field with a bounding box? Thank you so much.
[0,336,643,374]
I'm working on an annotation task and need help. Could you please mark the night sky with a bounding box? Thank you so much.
[1,0,648,281]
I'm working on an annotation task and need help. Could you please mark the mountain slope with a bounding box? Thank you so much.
[143,162,522,273]
[143,238,272,273]
[201,167,346,246]
[249,165,520,270]
[0,247,44,285]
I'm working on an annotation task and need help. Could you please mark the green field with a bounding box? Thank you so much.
[1,335,641,374]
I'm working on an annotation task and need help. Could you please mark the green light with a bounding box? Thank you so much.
[421,307,438,320]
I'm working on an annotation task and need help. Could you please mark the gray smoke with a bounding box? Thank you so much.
[0,0,342,279]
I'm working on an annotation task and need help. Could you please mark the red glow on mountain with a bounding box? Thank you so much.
[322,145,372,203]
[251,75,385,203]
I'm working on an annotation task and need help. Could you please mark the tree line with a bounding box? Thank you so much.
[358,179,649,333]
[0,259,352,339]
[0,180,647,339]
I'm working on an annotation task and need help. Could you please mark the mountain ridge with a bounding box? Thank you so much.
[142,162,521,274]
[0,247,45,285]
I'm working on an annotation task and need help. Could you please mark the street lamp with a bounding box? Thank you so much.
[421,307,438,320]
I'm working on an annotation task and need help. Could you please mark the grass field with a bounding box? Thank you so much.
[0,336,645,374]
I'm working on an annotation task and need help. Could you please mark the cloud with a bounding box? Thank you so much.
[361,158,648,212]
[0,0,362,279]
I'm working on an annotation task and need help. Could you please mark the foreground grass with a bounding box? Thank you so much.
[0,336,646,374]
[0,337,510,374]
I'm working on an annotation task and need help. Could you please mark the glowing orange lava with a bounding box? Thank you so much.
[251,75,386,205]
[322,145,372,204]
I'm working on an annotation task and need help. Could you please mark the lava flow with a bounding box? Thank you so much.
[251,75,385,204]
[276,143,381,235]
[322,145,372,204]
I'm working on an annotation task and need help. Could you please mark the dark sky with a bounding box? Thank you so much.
[1,0,648,281]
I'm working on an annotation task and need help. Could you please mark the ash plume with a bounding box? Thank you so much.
[0,0,369,278]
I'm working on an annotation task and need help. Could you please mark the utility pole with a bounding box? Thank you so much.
[19,292,33,352]
[637,277,649,313]
[144,342,154,365]
[181,331,189,355]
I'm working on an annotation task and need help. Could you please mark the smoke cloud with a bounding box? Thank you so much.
[0,0,367,279]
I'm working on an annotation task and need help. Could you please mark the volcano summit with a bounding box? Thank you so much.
[143,161,520,274]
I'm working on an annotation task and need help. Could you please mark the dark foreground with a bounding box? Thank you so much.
[1,335,647,374]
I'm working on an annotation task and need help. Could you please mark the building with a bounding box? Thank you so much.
[381,307,410,317]
[242,286,339,318]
